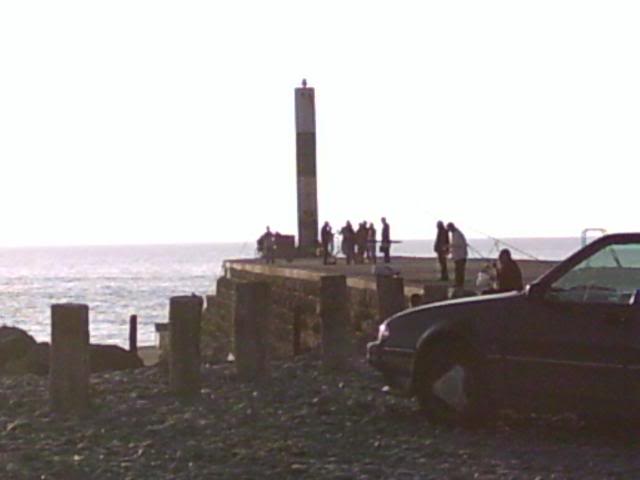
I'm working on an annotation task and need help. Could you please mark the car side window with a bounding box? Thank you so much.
[546,243,640,305]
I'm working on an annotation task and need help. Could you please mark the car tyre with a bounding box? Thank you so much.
[415,340,492,427]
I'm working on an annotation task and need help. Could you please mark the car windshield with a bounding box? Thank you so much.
[548,242,640,304]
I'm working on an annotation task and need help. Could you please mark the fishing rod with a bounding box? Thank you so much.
[464,225,540,261]
[465,242,493,261]
[423,209,541,261]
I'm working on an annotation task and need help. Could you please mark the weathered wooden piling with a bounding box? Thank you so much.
[169,295,203,396]
[234,282,270,381]
[49,303,90,414]
[376,274,405,322]
[422,284,449,304]
[320,275,351,370]
[129,314,138,353]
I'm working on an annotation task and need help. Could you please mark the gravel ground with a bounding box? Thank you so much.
[1,355,639,479]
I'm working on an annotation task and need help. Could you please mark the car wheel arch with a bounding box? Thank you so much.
[411,328,482,392]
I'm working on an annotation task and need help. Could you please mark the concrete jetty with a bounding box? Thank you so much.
[204,255,558,361]
[223,256,556,293]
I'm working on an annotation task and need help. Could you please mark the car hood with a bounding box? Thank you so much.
[418,290,523,311]
[383,290,525,348]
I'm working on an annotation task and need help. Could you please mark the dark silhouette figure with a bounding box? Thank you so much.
[340,221,356,265]
[496,249,524,292]
[257,226,275,264]
[367,222,377,263]
[355,222,368,264]
[447,222,467,287]
[434,220,450,281]
[321,221,334,265]
[380,217,391,263]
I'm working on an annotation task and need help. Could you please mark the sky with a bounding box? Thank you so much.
[1,1,639,246]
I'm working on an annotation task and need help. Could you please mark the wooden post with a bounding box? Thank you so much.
[169,295,203,397]
[234,282,270,381]
[320,275,351,370]
[422,284,449,304]
[376,274,405,322]
[129,314,138,353]
[49,303,90,414]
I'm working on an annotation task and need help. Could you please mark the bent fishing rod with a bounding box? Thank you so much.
[423,209,541,261]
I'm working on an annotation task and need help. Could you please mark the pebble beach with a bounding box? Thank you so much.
[2,354,639,479]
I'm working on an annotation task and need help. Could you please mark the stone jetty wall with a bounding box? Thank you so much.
[203,263,387,362]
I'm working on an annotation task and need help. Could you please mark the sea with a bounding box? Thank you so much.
[0,237,585,348]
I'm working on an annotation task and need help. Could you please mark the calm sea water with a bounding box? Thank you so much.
[0,237,583,347]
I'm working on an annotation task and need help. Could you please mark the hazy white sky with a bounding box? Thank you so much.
[1,1,638,246]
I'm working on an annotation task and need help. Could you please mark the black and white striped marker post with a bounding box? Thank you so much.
[295,78,319,256]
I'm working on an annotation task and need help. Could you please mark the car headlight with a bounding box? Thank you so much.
[378,323,390,341]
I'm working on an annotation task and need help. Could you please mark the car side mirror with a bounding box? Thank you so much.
[526,282,545,301]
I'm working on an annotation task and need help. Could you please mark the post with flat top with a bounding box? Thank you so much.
[422,284,449,304]
[295,78,319,256]
[49,303,90,414]
[129,314,138,354]
[169,295,203,397]
[376,274,406,323]
[234,282,270,381]
[320,275,351,370]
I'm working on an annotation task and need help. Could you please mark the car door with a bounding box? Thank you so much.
[623,302,640,410]
[605,242,640,409]
[502,239,638,414]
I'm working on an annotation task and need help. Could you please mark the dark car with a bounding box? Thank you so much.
[367,233,640,425]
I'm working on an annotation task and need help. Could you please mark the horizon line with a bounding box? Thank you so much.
[0,235,587,250]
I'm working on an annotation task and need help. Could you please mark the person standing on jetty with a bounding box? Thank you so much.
[367,222,377,263]
[257,226,275,264]
[340,221,356,265]
[447,222,467,287]
[355,222,368,264]
[433,220,450,281]
[380,217,391,263]
[321,221,334,265]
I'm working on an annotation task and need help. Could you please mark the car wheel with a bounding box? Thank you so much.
[415,340,491,426]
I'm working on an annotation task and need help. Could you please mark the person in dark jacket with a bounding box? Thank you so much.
[496,249,523,292]
[340,221,356,265]
[355,222,368,264]
[380,217,391,263]
[321,221,333,265]
[367,222,377,263]
[433,221,450,281]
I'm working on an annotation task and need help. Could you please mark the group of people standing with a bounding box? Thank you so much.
[321,217,391,265]
[260,218,523,294]
[434,220,523,292]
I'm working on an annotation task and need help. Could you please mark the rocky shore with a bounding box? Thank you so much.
[1,354,639,479]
